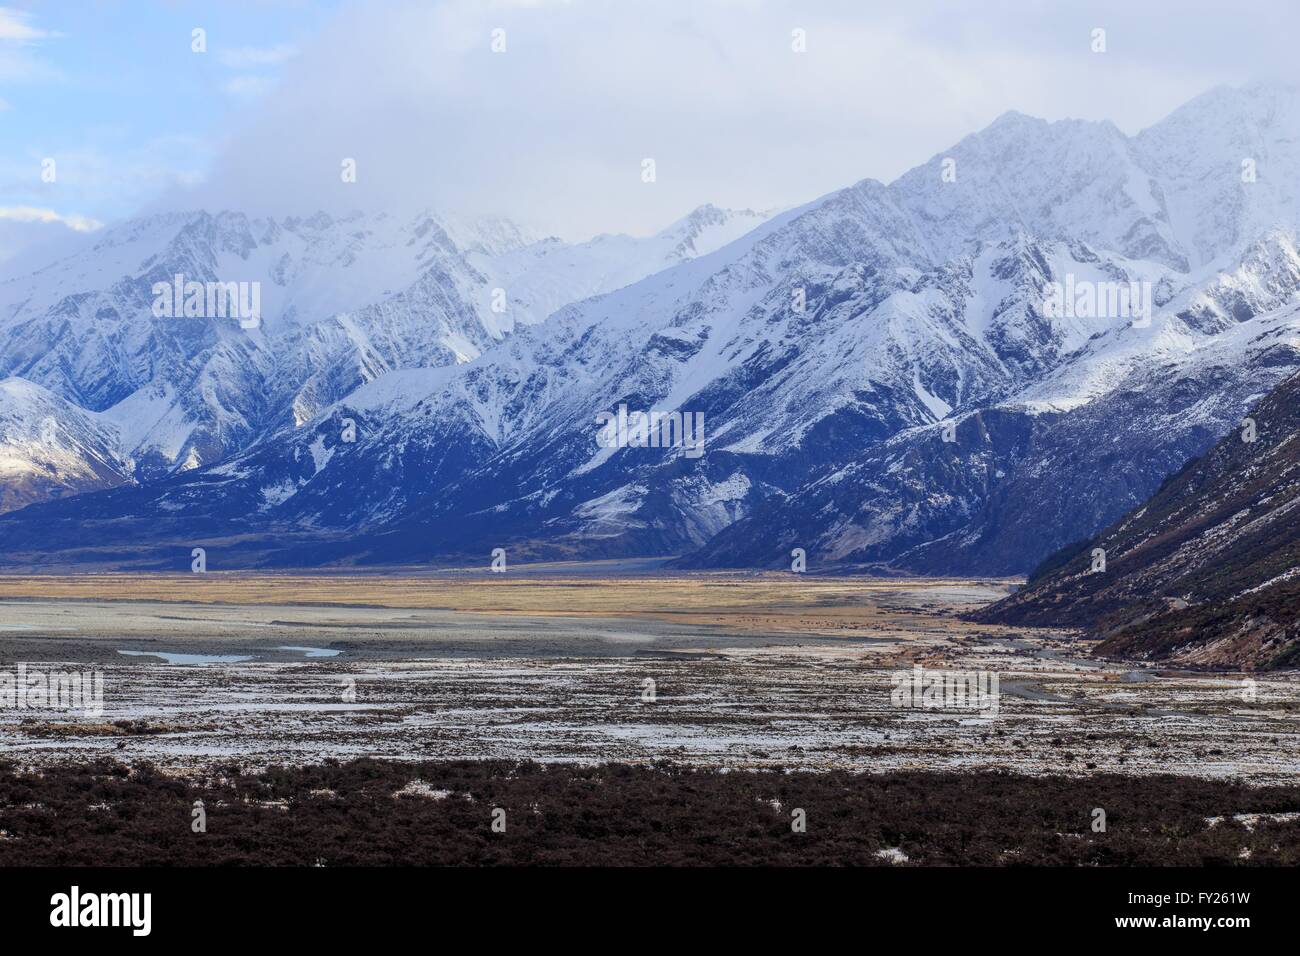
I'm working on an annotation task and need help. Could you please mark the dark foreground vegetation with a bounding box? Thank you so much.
[3,759,1300,866]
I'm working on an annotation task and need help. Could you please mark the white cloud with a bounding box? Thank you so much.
[169,0,1273,240]
[218,44,298,69]
[0,207,104,232]
[223,75,278,98]
[0,7,51,42]
[115,0,1300,241]
[217,44,297,100]
[0,6,57,84]
[0,207,102,264]
[0,136,209,232]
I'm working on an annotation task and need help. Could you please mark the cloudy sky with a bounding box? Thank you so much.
[1,0,1297,261]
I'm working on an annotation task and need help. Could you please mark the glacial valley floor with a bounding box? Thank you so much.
[0,571,1295,783]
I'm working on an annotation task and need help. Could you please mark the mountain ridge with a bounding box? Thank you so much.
[972,366,1300,670]
[1,83,1299,575]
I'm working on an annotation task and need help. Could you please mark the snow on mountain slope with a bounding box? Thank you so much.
[0,180,953,562]
[890,111,1187,269]
[0,204,765,504]
[477,204,774,325]
[891,82,1300,276]
[685,299,1300,575]
[0,210,431,332]
[0,200,1195,566]
[0,378,130,513]
[1,82,1299,572]
[975,365,1300,670]
[673,83,1300,574]
[435,213,540,258]
[1133,82,1300,272]
[0,209,503,483]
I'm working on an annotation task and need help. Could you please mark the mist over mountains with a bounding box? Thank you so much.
[3,82,1300,573]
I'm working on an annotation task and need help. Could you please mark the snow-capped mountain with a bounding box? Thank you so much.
[974,366,1300,671]
[684,297,1300,574]
[0,204,772,507]
[0,377,130,513]
[0,82,1298,572]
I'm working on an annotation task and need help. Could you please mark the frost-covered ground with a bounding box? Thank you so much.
[1,576,1295,782]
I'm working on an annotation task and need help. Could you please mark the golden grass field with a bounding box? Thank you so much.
[0,573,1013,636]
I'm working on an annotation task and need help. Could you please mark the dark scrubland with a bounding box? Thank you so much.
[3,759,1299,866]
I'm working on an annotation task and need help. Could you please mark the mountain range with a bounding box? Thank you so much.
[2,82,1300,578]
[974,366,1300,670]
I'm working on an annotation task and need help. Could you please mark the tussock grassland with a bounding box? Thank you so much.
[0,573,1013,635]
